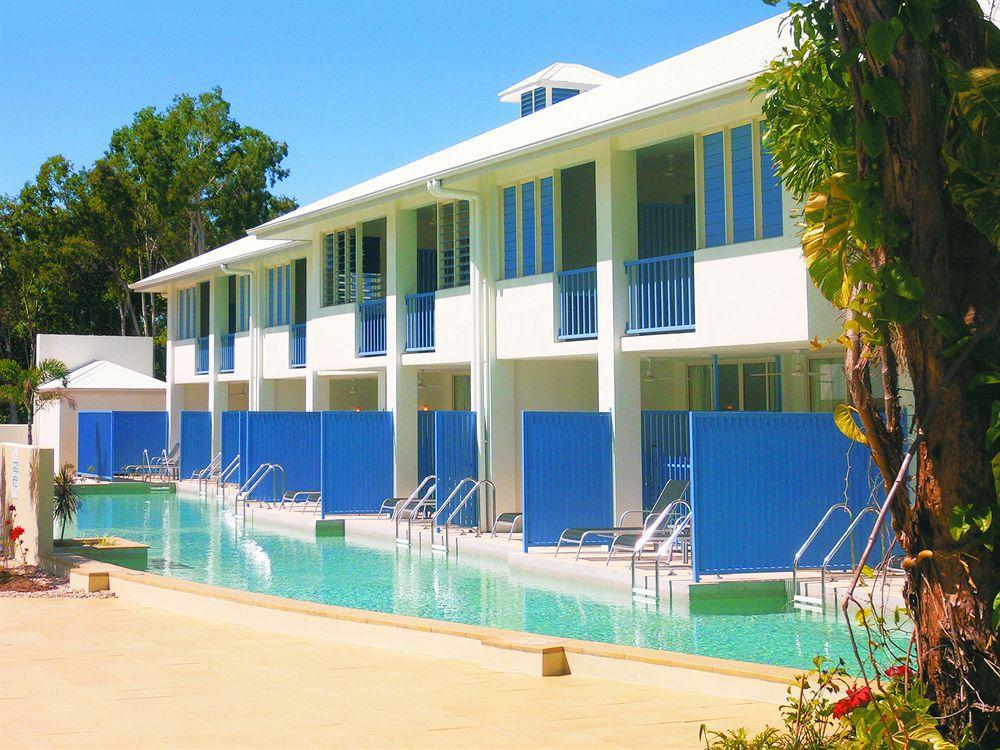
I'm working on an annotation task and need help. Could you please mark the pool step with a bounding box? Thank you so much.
[792,593,824,613]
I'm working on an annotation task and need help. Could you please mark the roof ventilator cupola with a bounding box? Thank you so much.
[498,62,617,118]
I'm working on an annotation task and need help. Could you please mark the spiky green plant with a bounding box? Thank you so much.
[0,358,71,444]
[53,463,81,540]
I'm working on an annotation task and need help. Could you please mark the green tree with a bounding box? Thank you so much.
[0,358,70,444]
[754,0,998,742]
[0,87,296,376]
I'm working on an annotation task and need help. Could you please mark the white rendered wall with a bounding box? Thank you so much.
[494,275,598,360]
[0,425,29,444]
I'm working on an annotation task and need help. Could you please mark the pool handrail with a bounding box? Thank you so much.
[394,476,438,545]
[236,463,286,514]
[612,499,691,567]
[631,511,693,599]
[217,454,240,501]
[819,505,881,606]
[430,477,478,526]
[432,479,495,553]
[791,501,853,606]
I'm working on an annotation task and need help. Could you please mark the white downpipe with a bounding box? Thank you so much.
[220,264,257,411]
[426,178,489,487]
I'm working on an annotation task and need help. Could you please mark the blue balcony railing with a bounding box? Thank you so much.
[290,323,306,368]
[625,252,695,334]
[219,333,234,373]
[405,292,435,352]
[557,267,597,340]
[357,299,387,357]
[195,336,209,374]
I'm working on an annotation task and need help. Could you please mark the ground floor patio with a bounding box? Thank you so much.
[1,596,779,749]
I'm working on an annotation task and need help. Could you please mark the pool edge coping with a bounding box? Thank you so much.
[40,550,802,700]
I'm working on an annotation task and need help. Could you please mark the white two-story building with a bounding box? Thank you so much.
[133,15,858,517]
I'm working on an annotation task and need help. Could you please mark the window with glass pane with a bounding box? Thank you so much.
[742,362,775,411]
[808,357,883,412]
[687,365,714,411]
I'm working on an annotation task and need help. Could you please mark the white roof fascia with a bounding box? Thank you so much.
[253,76,754,238]
[252,13,787,237]
[130,237,306,292]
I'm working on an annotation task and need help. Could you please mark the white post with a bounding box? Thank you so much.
[595,144,642,520]
[165,286,184,449]
[386,203,419,495]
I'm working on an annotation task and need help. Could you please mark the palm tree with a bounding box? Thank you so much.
[0,358,71,444]
[53,463,81,540]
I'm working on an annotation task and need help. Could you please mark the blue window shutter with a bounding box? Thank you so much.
[520,181,536,276]
[276,266,283,325]
[533,87,546,111]
[539,176,554,273]
[702,132,726,247]
[503,186,518,278]
[759,128,783,239]
[520,91,533,117]
[268,268,275,326]
[284,263,291,324]
[551,88,579,104]
[730,124,754,243]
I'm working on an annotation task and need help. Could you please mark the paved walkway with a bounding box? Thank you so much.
[2,597,779,749]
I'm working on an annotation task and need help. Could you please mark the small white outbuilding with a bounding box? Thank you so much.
[33,335,165,470]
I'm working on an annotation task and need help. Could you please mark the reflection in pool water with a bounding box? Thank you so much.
[71,492,869,671]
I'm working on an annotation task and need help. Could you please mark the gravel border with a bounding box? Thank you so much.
[0,565,115,599]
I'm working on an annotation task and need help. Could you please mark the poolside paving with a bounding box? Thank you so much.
[2,596,781,748]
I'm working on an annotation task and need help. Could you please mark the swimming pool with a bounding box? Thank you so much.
[71,491,863,671]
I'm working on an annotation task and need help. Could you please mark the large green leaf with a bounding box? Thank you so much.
[882,263,925,301]
[905,0,934,41]
[862,77,904,117]
[857,120,885,157]
[867,18,903,62]
[834,403,868,444]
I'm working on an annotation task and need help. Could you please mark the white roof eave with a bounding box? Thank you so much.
[130,238,307,291]
[252,75,755,237]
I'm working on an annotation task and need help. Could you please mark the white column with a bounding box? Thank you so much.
[306,370,329,412]
[208,277,227,454]
[165,287,184,449]
[482,174,517,518]
[595,144,643,519]
[386,203,419,495]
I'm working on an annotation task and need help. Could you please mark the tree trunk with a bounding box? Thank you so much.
[836,1,1000,741]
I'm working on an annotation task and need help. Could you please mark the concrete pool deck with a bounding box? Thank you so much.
[2,596,781,749]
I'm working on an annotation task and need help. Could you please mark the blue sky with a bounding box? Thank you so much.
[1,1,785,207]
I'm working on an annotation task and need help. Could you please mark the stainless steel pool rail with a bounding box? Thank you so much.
[791,502,853,612]
[630,510,693,599]
[216,455,240,502]
[394,476,438,546]
[193,452,222,495]
[235,463,286,519]
[431,479,495,553]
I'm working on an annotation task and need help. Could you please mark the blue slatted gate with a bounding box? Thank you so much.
[221,411,243,484]
[320,411,394,516]
[433,411,478,527]
[521,412,613,550]
[111,411,167,476]
[640,411,691,511]
[689,412,881,580]
[180,411,212,479]
[244,412,321,500]
[417,410,435,483]
[77,411,113,479]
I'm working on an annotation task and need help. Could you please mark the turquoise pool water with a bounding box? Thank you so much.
[71,492,861,671]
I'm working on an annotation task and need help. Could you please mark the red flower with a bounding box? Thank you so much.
[8,526,25,542]
[833,683,873,719]
[884,664,914,680]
